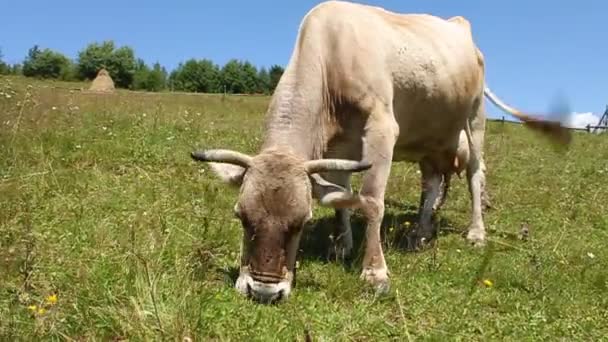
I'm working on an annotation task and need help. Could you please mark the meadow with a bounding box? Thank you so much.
[1,75,607,341]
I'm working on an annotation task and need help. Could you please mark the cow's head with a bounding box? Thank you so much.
[191,148,370,303]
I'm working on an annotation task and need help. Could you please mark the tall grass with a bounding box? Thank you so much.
[1,76,607,340]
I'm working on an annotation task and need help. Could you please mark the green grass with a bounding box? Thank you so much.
[1,75,607,340]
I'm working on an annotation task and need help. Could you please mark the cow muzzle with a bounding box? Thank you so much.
[235,269,292,304]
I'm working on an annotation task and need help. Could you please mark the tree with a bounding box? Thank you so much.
[59,62,78,81]
[133,59,167,92]
[241,61,259,94]
[169,59,220,93]
[22,45,71,79]
[147,62,168,91]
[268,64,285,93]
[77,41,137,88]
[10,63,22,75]
[257,67,270,94]
[0,48,9,75]
[219,59,245,94]
[220,59,259,94]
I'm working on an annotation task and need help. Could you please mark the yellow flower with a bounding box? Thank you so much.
[27,305,37,312]
[483,279,493,287]
[404,221,411,227]
[37,308,46,315]
[46,294,58,305]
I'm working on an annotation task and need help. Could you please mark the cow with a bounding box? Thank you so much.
[190,1,571,303]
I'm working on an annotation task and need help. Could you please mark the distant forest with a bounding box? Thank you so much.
[0,40,285,94]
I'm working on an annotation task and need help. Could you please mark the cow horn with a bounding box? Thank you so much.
[190,149,252,168]
[304,159,372,174]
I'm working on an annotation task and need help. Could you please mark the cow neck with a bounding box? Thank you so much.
[260,64,330,162]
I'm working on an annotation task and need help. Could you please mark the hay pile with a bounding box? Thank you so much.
[89,68,115,93]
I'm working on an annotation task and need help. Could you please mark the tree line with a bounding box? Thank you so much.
[0,41,285,94]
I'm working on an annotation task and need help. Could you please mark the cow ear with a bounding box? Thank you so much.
[309,174,363,209]
[208,162,246,187]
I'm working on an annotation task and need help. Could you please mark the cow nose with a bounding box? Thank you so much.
[247,280,285,304]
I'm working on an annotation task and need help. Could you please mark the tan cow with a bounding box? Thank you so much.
[190,1,571,303]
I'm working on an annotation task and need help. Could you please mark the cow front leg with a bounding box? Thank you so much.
[356,114,399,294]
[319,171,354,260]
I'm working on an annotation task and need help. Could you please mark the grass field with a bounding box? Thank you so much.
[1,75,607,341]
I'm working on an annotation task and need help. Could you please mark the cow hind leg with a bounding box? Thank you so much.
[480,159,492,210]
[408,159,442,250]
[319,171,354,261]
[433,172,451,212]
[464,102,487,246]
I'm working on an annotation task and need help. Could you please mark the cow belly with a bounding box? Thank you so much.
[392,106,465,163]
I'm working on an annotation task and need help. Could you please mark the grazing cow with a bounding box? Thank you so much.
[190,1,571,303]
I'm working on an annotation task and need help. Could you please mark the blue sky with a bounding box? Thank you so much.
[1,0,606,125]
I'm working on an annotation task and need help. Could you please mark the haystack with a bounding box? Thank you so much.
[89,68,115,93]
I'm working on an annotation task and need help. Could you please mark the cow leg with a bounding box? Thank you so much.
[320,171,354,260]
[356,107,399,294]
[433,172,451,212]
[465,100,487,246]
[480,159,492,210]
[408,159,442,249]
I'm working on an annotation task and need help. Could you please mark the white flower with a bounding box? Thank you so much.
[587,252,595,259]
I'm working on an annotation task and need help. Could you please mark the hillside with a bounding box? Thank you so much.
[1,76,607,340]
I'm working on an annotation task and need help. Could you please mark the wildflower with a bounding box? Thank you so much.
[52,106,57,110]
[46,294,58,305]
[587,252,595,259]
[404,221,411,227]
[27,305,37,312]
[482,279,493,287]
[37,308,46,315]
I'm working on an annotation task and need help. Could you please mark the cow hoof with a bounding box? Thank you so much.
[482,200,493,211]
[327,236,353,261]
[405,230,435,252]
[466,228,486,247]
[360,267,390,294]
